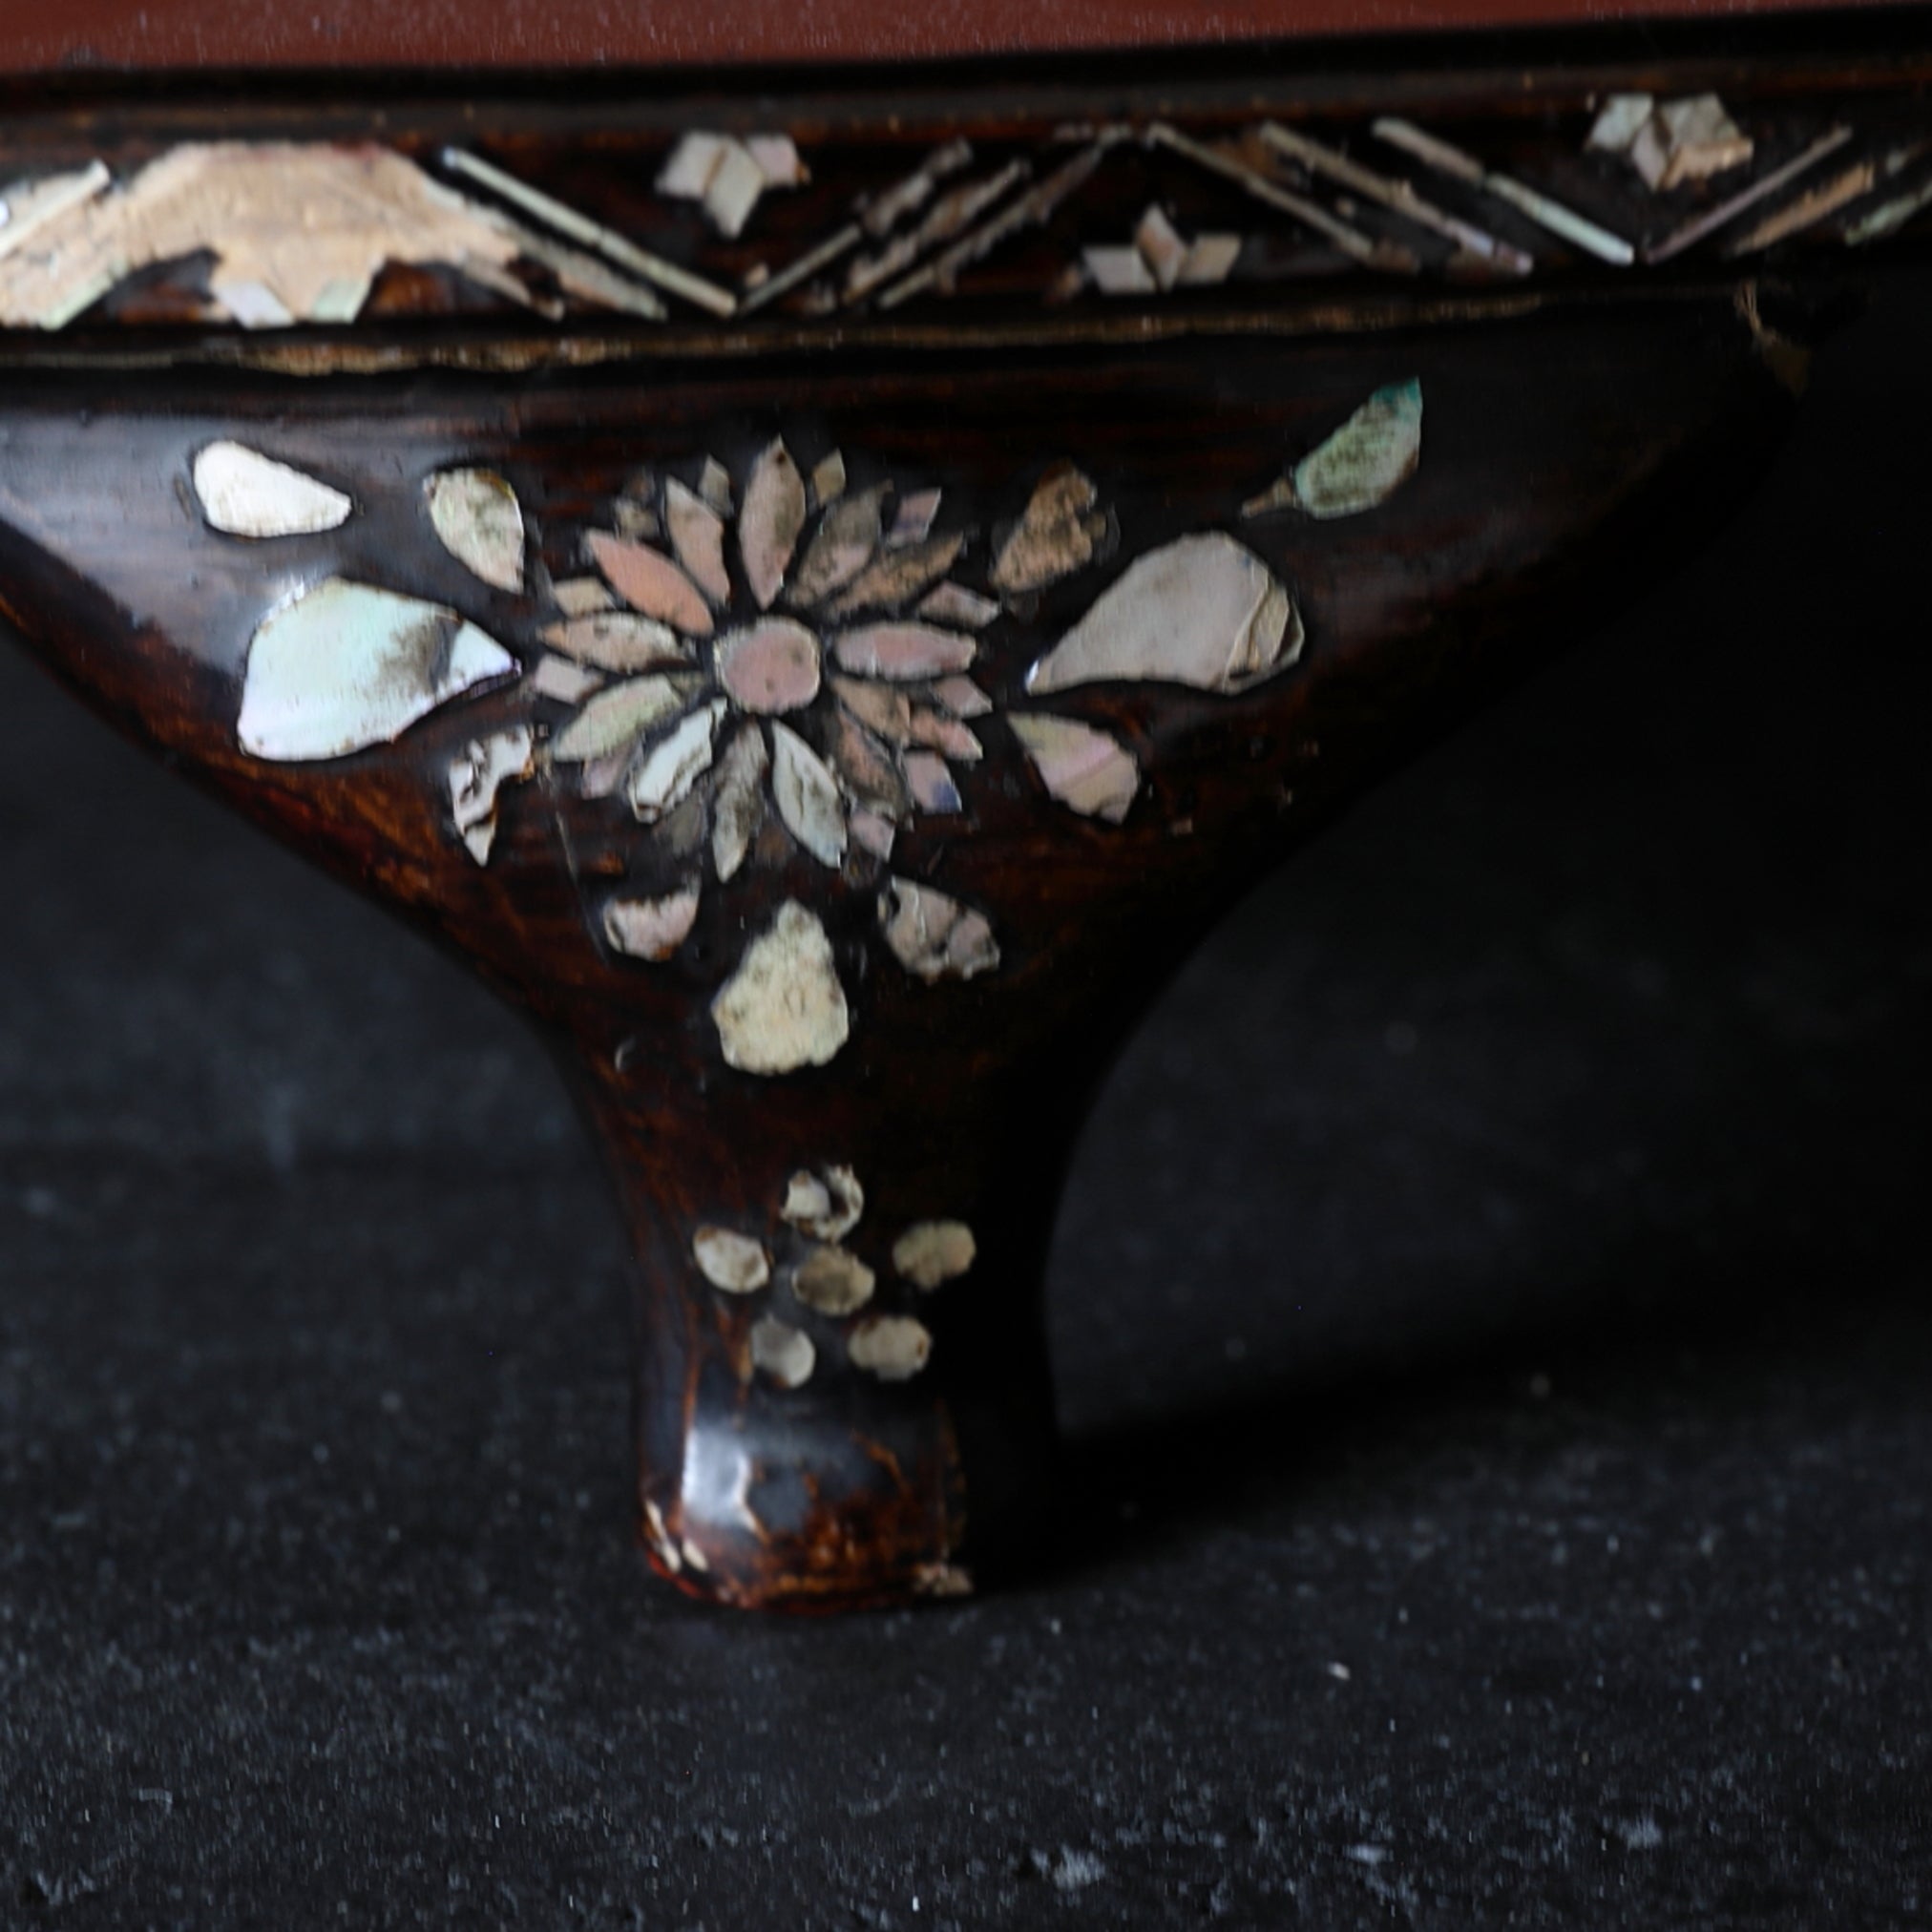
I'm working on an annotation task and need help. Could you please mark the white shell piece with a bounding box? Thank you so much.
[792,1245,876,1315]
[449,724,536,865]
[699,456,734,515]
[658,133,727,201]
[539,613,692,673]
[748,1317,815,1389]
[1587,93,1656,154]
[901,751,962,815]
[238,578,514,763]
[770,722,847,868]
[991,467,1103,596]
[781,1166,865,1241]
[711,900,850,1075]
[0,143,548,332]
[892,1220,977,1290]
[809,450,848,507]
[605,885,703,961]
[627,698,725,823]
[788,488,885,607]
[666,478,730,604]
[878,876,1000,982]
[549,674,689,764]
[916,582,1000,629]
[0,161,110,265]
[889,488,942,547]
[1083,244,1157,295]
[740,439,808,609]
[1008,713,1141,823]
[693,1226,770,1292]
[528,654,603,704]
[1629,94,1754,190]
[710,721,770,882]
[1134,204,1189,289]
[425,468,524,592]
[704,142,767,240]
[715,618,821,714]
[219,280,296,328]
[193,441,351,538]
[1178,234,1242,285]
[551,575,615,616]
[1026,533,1299,694]
[1283,379,1424,521]
[848,1315,934,1382]
[747,135,807,188]
[831,623,976,681]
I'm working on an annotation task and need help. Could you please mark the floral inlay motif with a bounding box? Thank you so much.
[215,385,1427,1072]
[684,1163,968,1393]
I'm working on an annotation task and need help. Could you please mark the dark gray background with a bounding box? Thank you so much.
[3,270,1929,1930]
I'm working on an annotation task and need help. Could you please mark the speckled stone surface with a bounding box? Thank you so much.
[3,274,1930,1929]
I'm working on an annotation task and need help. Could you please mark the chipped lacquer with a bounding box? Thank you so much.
[2,15,1929,1609]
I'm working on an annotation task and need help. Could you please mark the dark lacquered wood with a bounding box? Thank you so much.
[1,24,1924,1607]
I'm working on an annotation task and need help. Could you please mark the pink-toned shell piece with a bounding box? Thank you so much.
[715,618,821,714]
[587,530,715,637]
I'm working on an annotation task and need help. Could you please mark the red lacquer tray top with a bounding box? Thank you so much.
[0,0,1895,74]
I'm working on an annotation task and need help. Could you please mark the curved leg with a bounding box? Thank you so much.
[575,1054,1072,1606]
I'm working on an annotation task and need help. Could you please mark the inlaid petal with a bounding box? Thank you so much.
[849,1315,933,1382]
[781,1166,865,1241]
[878,877,999,982]
[1025,534,1300,696]
[892,1220,977,1289]
[550,674,691,764]
[666,477,730,604]
[916,582,999,630]
[628,699,725,822]
[693,1226,769,1292]
[1260,380,1423,521]
[889,488,942,546]
[826,706,910,820]
[194,441,350,538]
[740,439,808,609]
[822,532,965,620]
[539,613,693,673]
[238,578,514,763]
[928,675,993,719]
[528,654,602,704]
[586,530,714,637]
[907,706,982,763]
[449,724,536,865]
[749,1317,815,1388]
[605,884,703,961]
[792,1245,875,1315]
[710,721,769,882]
[830,674,913,745]
[788,487,885,608]
[901,750,962,814]
[1008,713,1140,823]
[832,624,976,681]
[990,465,1104,596]
[425,467,524,592]
[711,901,850,1075]
[771,721,847,867]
